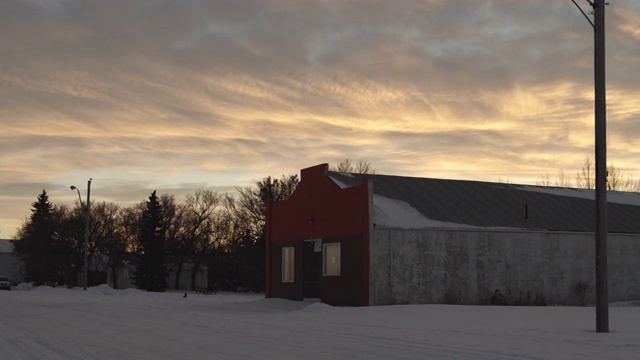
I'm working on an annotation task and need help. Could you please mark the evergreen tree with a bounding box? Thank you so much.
[13,190,58,284]
[133,190,168,292]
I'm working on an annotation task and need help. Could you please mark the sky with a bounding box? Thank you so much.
[1,0,639,238]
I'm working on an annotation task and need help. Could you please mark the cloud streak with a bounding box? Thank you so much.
[1,0,639,237]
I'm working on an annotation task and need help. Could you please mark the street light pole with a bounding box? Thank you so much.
[70,178,92,291]
[83,178,92,291]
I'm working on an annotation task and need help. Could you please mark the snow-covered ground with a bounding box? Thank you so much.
[1,285,639,360]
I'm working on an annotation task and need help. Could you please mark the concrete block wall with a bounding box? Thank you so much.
[370,228,640,305]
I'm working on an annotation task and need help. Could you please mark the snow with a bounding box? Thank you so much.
[516,185,640,206]
[329,175,351,189]
[372,194,476,229]
[327,178,514,230]
[2,285,638,360]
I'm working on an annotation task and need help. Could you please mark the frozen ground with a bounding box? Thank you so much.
[1,285,639,360]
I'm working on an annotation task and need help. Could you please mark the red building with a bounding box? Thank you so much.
[265,163,370,306]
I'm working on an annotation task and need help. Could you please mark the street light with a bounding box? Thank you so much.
[70,185,82,206]
[70,178,92,290]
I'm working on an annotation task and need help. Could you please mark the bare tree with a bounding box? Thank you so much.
[162,197,192,290]
[331,158,377,174]
[556,169,573,187]
[606,164,633,191]
[96,203,134,289]
[535,172,552,186]
[229,174,299,243]
[222,174,299,291]
[88,202,121,286]
[185,189,223,291]
[540,158,636,191]
[576,157,595,189]
[52,204,84,286]
[117,203,144,254]
[537,170,572,187]
[629,177,640,192]
[162,190,224,290]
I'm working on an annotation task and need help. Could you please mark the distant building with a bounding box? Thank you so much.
[266,164,640,306]
[0,239,25,284]
[0,239,206,290]
[103,254,208,291]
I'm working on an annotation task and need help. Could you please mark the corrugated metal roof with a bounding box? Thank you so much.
[327,171,640,234]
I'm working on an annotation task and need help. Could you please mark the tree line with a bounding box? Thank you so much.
[12,159,376,292]
[12,175,299,292]
[535,157,640,192]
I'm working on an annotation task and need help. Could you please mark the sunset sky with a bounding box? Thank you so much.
[1,0,639,238]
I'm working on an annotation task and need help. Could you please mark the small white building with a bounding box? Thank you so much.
[0,239,24,284]
[104,254,208,291]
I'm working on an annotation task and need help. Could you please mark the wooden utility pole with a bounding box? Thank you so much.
[571,0,608,332]
[593,0,608,333]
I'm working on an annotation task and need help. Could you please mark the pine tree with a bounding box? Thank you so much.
[13,190,57,284]
[133,191,168,292]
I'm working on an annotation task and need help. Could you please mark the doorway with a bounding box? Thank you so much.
[303,240,322,298]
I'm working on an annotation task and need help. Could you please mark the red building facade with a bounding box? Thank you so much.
[265,164,371,306]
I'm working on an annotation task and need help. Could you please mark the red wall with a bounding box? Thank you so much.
[266,164,370,305]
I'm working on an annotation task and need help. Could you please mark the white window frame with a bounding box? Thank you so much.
[323,243,341,276]
[282,247,295,283]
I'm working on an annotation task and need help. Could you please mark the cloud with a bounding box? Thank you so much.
[1,0,639,237]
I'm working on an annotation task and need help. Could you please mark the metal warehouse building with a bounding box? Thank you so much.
[266,164,640,306]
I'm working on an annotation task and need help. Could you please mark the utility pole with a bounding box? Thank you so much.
[570,0,608,332]
[593,0,608,333]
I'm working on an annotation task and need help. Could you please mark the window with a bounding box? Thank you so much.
[282,247,295,282]
[323,243,341,276]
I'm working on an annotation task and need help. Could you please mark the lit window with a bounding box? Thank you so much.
[282,247,295,282]
[323,243,341,276]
